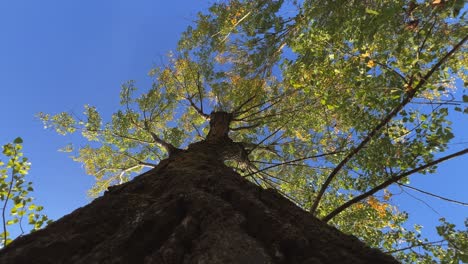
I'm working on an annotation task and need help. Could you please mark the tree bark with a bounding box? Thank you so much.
[0,112,399,263]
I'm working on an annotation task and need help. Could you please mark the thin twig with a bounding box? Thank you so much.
[400,185,441,215]
[384,240,445,254]
[2,168,16,247]
[118,152,157,168]
[231,123,262,131]
[399,183,468,206]
[244,150,345,177]
[246,121,289,155]
[233,94,257,116]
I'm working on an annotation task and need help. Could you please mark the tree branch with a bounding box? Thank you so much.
[399,184,441,215]
[245,121,289,155]
[233,90,299,120]
[309,35,468,215]
[232,94,257,116]
[196,71,205,115]
[186,94,209,118]
[384,240,445,254]
[116,164,143,184]
[322,148,468,222]
[398,183,468,206]
[108,131,154,145]
[143,121,180,155]
[252,169,305,206]
[243,150,345,177]
[230,122,261,131]
[118,152,157,168]
[166,62,209,119]
[373,60,407,82]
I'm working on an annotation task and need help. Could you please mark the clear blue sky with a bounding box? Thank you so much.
[0,1,466,243]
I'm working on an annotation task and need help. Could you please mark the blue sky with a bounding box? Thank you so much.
[0,1,467,244]
[0,0,211,230]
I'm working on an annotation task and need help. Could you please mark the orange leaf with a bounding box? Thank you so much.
[367,60,375,68]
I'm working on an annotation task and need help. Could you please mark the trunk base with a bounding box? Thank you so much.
[0,152,398,264]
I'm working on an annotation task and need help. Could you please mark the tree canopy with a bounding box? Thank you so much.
[39,0,467,262]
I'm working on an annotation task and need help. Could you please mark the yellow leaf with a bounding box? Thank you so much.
[295,130,307,141]
[367,196,389,218]
[355,203,364,209]
[367,60,375,68]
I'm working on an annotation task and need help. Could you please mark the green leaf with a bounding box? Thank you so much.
[13,137,23,144]
[6,219,18,225]
[365,8,379,15]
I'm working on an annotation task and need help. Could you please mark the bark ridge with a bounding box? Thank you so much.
[0,149,398,264]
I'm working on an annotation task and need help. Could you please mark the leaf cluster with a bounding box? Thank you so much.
[0,138,51,247]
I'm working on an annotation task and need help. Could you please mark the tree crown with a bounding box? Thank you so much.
[39,0,468,262]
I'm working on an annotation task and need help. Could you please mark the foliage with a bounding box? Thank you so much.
[40,0,467,262]
[0,138,51,247]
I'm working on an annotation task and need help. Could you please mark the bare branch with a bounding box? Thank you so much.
[246,121,288,155]
[68,126,155,146]
[98,164,146,189]
[230,123,261,131]
[417,15,438,59]
[118,152,157,168]
[253,170,305,206]
[196,72,205,114]
[384,240,446,254]
[251,160,334,170]
[373,61,407,82]
[191,122,205,139]
[143,121,180,155]
[211,11,252,42]
[243,150,345,177]
[166,62,209,119]
[233,94,257,116]
[241,143,278,156]
[186,94,210,118]
[310,35,468,215]
[400,184,441,215]
[398,183,468,206]
[116,164,143,184]
[234,95,285,121]
[187,66,209,119]
[322,148,468,222]
[233,89,300,120]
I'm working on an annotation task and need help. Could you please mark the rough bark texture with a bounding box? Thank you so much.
[0,148,398,264]
[0,112,399,263]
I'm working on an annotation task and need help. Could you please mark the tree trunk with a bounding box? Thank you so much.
[0,112,399,263]
[0,147,398,264]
